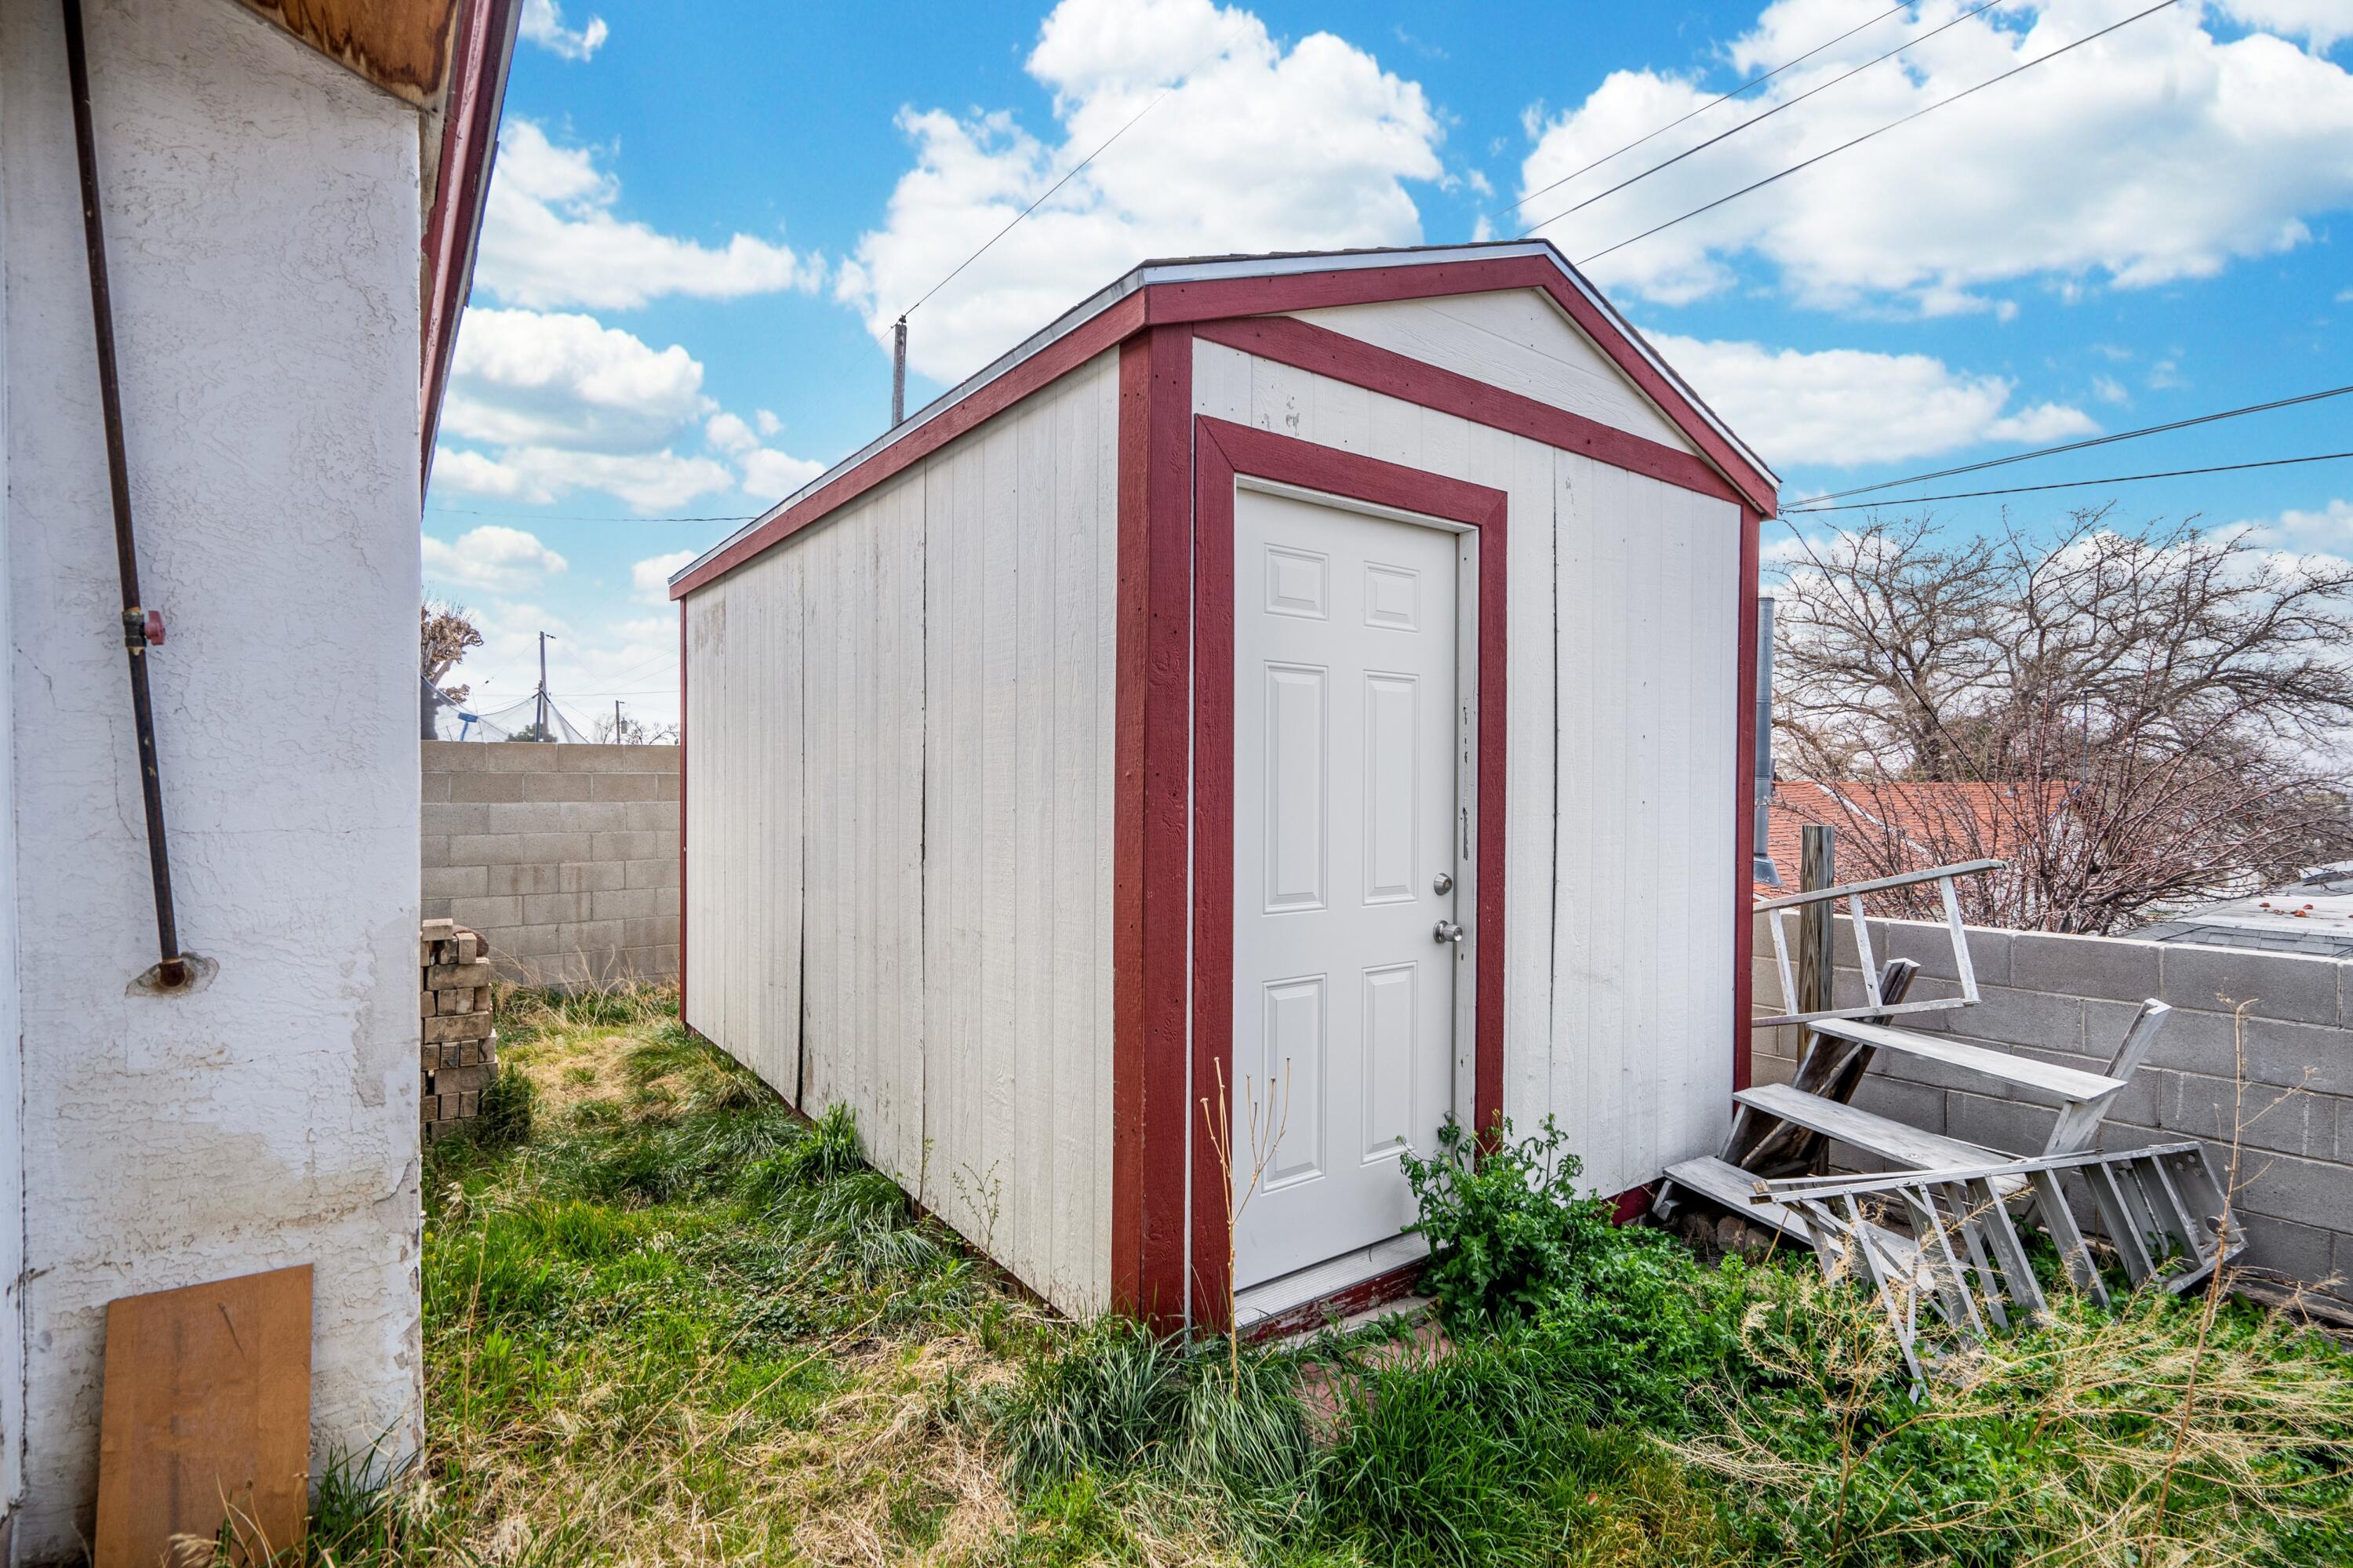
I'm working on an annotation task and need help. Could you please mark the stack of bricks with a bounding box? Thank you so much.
[420,918,497,1142]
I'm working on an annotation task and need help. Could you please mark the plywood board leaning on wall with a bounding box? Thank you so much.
[94,1264,312,1567]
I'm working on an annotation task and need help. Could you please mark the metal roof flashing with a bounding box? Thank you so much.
[671,242,1776,595]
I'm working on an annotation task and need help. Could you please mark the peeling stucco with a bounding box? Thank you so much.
[1,0,423,1550]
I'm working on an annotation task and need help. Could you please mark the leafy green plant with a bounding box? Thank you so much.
[1401,1113,1620,1326]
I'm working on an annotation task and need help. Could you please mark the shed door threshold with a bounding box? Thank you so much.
[1232,1231,1429,1333]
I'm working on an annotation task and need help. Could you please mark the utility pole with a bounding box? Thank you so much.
[536,631,553,741]
[891,316,907,427]
[615,699,624,744]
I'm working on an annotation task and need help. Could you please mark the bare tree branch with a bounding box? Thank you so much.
[1771,511,2353,933]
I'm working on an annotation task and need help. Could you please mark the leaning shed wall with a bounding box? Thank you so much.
[684,349,1120,1315]
[1197,299,1744,1198]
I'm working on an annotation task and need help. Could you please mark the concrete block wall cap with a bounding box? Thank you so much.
[2009,927,2162,1002]
[2158,942,2341,1026]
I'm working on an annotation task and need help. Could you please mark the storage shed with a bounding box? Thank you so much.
[671,242,1779,1330]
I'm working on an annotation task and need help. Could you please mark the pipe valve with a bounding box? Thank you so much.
[122,606,165,648]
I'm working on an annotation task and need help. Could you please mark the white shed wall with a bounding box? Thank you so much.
[1,0,424,1545]
[685,351,1119,1315]
[1195,330,1740,1196]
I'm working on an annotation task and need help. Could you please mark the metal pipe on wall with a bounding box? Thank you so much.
[63,0,187,988]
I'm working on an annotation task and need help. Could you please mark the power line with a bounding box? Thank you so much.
[897,24,1248,323]
[1797,382,2353,505]
[1781,449,2353,514]
[1571,0,2180,269]
[1520,0,2006,238]
[1507,0,1917,219]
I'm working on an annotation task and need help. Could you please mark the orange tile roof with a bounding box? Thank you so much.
[1753,779,2060,903]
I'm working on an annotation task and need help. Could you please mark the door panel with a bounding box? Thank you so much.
[1231,487,1461,1290]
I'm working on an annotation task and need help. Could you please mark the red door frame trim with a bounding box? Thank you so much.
[1195,316,1741,508]
[1111,326,1196,1326]
[1187,416,1508,1329]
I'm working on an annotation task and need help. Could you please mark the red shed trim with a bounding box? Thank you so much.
[1194,316,1742,507]
[671,245,1774,602]
[1733,507,1762,1096]
[1111,326,1196,1326]
[1140,254,1775,515]
[1184,417,1509,1330]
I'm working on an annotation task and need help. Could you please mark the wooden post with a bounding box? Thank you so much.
[1797,824,1835,1043]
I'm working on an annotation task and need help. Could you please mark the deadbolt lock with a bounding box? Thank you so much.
[1431,871,1453,895]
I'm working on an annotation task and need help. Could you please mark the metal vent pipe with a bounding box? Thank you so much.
[64,0,187,988]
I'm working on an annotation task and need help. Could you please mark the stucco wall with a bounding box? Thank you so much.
[0,71,20,1530]
[2,0,423,1546]
[1754,915,2353,1284]
[422,740,680,988]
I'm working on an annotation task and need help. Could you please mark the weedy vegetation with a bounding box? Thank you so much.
[284,990,2351,1566]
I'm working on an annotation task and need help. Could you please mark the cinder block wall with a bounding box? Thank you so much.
[422,741,679,988]
[1753,915,2353,1284]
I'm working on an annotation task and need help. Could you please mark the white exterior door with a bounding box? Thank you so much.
[1230,486,1461,1290]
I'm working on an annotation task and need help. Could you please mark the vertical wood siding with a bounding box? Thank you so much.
[682,352,1119,1316]
[1195,328,1740,1197]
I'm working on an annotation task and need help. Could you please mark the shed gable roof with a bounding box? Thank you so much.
[673,242,1777,600]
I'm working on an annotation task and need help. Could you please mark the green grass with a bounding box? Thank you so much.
[287,989,2353,1567]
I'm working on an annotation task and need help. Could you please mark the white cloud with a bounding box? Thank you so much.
[704,411,758,457]
[740,447,827,500]
[2092,374,2129,405]
[1647,332,2098,467]
[2221,0,2353,52]
[476,121,821,311]
[518,0,607,60]
[421,525,569,594]
[837,0,1444,382]
[435,307,824,511]
[1520,2,2353,313]
[632,549,700,606]
[755,409,784,437]
[2231,497,2353,550]
[434,446,738,511]
[444,307,710,452]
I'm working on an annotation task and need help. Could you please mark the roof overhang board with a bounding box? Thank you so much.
[229,0,462,106]
[672,244,1778,601]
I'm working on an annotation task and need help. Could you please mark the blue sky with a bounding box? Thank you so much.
[422,0,2353,731]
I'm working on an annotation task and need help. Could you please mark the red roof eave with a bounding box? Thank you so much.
[419,0,522,496]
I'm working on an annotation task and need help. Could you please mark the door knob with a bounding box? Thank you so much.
[1433,920,1464,945]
